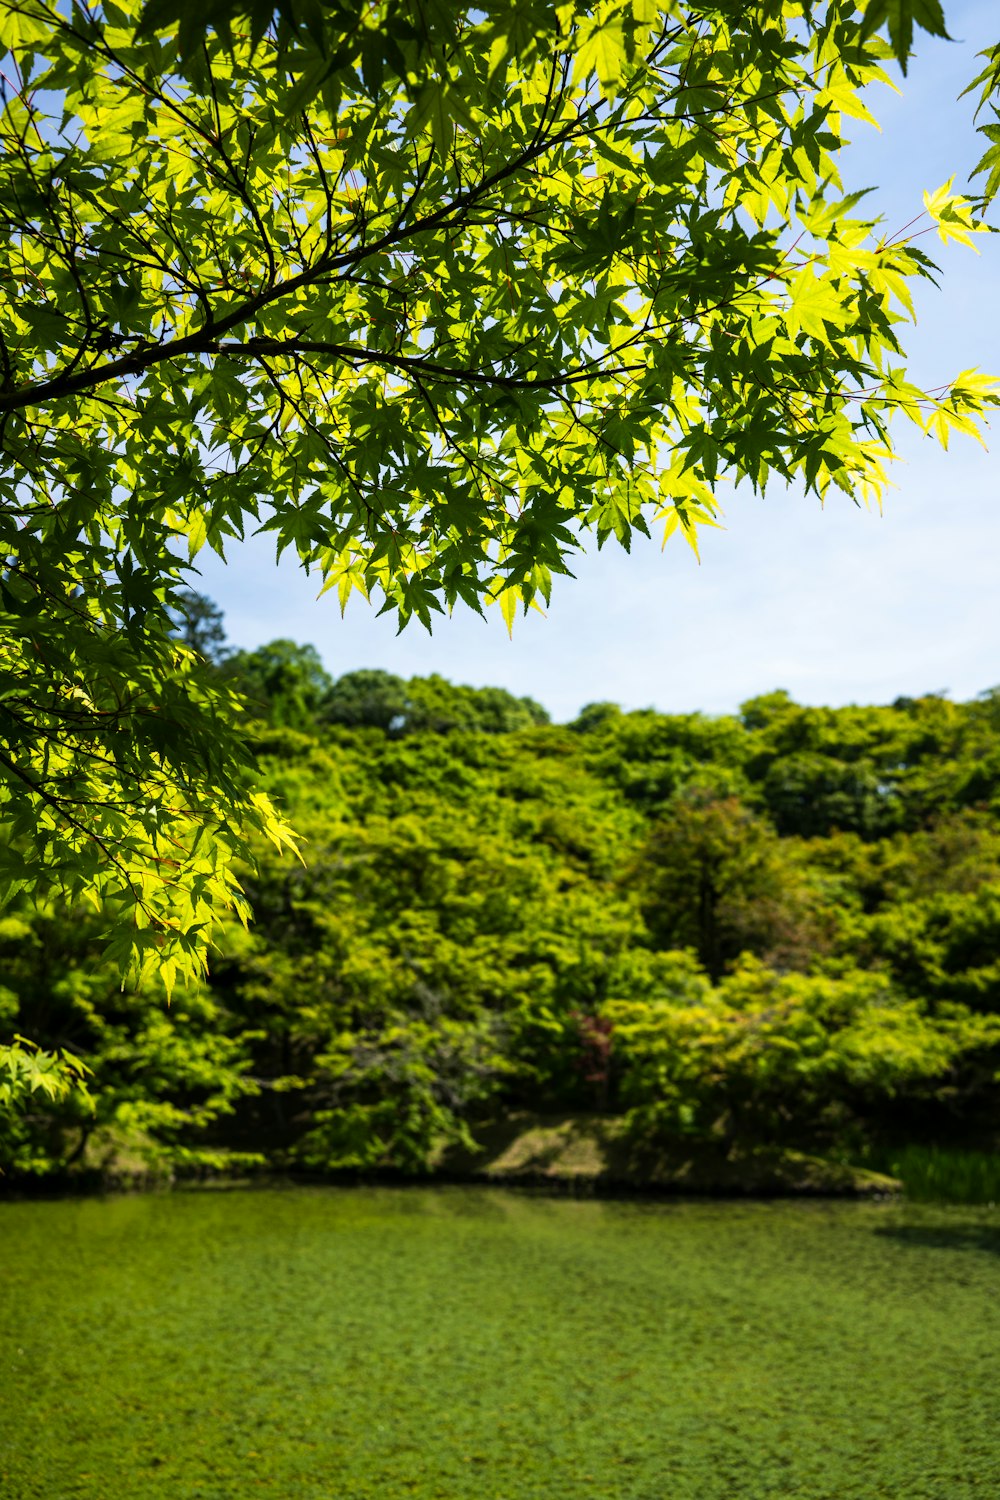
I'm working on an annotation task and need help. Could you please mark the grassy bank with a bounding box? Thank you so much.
[437,1113,901,1197]
[24,1114,1000,1205]
[859,1144,1000,1205]
[19,1112,902,1200]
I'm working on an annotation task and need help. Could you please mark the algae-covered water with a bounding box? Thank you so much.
[1,1187,998,1500]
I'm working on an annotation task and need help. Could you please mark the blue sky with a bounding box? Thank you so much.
[196,0,1000,722]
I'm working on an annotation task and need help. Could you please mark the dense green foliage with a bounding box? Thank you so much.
[5,627,1000,1183]
[3,1187,999,1498]
[0,0,996,1019]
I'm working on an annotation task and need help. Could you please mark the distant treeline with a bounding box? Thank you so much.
[4,601,1000,1181]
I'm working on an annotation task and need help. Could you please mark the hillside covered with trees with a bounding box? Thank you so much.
[4,604,1000,1187]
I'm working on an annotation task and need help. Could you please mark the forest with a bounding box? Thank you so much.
[4,605,1000,1189]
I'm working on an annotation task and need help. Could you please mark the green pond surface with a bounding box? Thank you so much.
[1,1187,999,1499]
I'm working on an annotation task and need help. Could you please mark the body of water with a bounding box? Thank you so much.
[1,1185,998,1498]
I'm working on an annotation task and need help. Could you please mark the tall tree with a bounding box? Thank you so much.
[225,639,334,728]
[0,0,994,1008]
[630,787,821,980]
[168,590,231,665]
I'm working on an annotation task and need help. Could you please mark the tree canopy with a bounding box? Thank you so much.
[0,0,997,1038]
[5,658,1000,1183]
